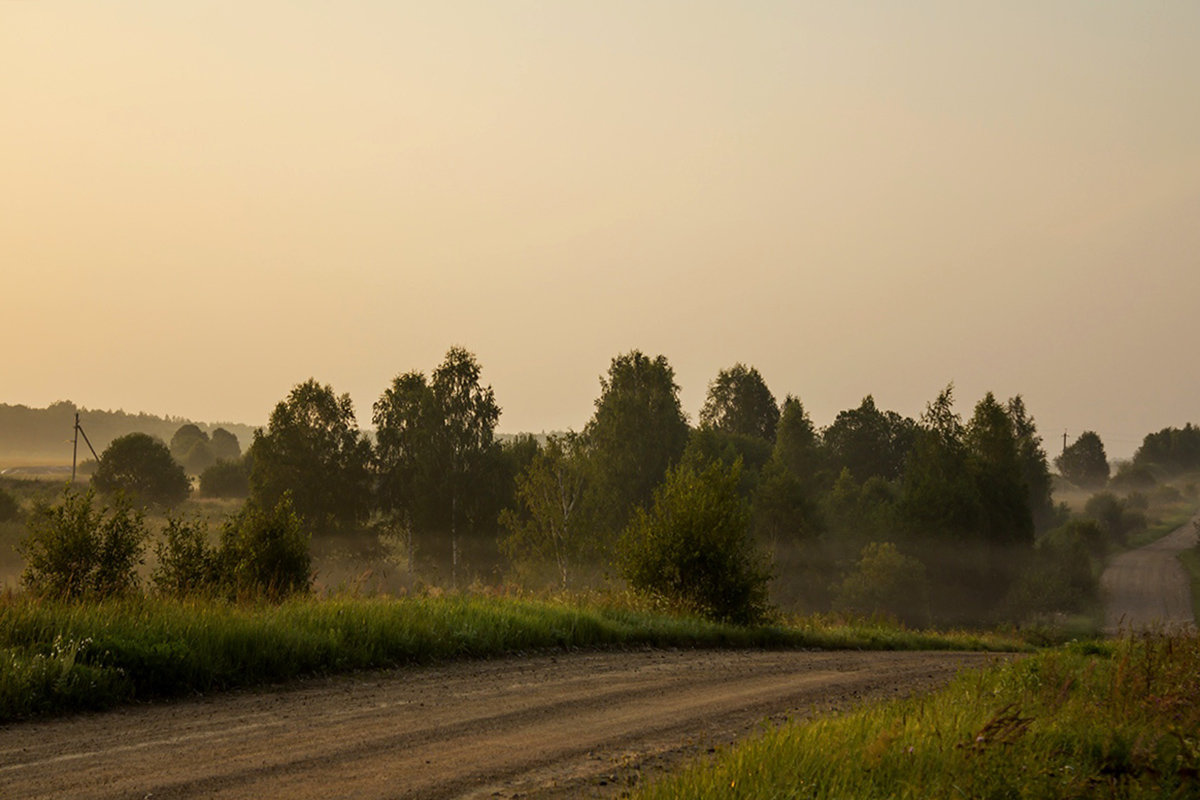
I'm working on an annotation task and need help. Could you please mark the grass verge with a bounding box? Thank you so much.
[635,633,1200,799]
[0,593,1027,722]
[1179,545,1200,623]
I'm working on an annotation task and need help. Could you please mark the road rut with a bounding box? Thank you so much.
[0,648,999,799]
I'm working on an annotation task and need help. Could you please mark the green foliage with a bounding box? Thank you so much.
[218,494,311,600]
[92,432,190,507]
[169,424,214,475]
[198,459,250,498]
[822,395,915,483]
[373,347,504,583]
[0,594,1025,722]
[1055,430,1110,488]
[636,634,1200,800]
[499,433,591,589]
[1109,460,1160,492]
[1083,491,1146,547]
[0,486,18,522]
[698,363,779,441]
[152,516,220,597]
[18,489,148,599]
[249,379,373,534]
[964,391,1034,547]
[1133,423,1200,475]
[209,427,241,462]
[773,395,821,485]
[1007,519,1106,619]
[834,542,930,627]
[681,427,773,494]
[751,458,821,549]
[584,350,690,536]
[618,458,771,625]
[1005,396,1056,532]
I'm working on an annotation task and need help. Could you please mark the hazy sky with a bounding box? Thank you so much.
[3,2,1198,458]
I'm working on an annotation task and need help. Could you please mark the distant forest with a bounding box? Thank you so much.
[0,401,258,465]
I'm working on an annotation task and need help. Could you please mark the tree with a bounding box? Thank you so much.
[822,396,915,483]
[19,489,148,598]
[373,347,502,585]
[618,458,770,624]
[751,458,820,553]
[1133,424,1200,475]
[92,432,190,507]
[773,395,821,484]
[169,424,216,475]
[432,346,503,584]
[169,424,207,461]
[499,433,591,589]
[1055,431,1110,488]
[1005,396,1056,533]
[834,542,929,627]
[965,392,1034,548]
[699,363,779,441]
[896,386,982,539]
[210,428,242,462]
[584,351,690,536]
[249,379,373,533]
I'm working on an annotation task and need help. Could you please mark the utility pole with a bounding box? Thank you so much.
[1062,430,1068,456]
[71,413,101,483]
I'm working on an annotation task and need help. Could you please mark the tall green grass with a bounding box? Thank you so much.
[0,593,1026,721]
[636,633,1200,799]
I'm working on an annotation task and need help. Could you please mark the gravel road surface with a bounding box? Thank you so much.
[1101,512,1198,634]
[0,648,999,799]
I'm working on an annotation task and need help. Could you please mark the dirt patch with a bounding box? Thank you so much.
[0,648,1000,799]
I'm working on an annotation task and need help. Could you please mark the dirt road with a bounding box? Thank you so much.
[1101,513,1198,634]
[0,648,998,799]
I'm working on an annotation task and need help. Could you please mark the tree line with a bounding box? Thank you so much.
[25,346,1200,625]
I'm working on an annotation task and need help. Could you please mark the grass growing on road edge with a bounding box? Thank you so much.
[635,633,1200,800]
[0,593,1028,721]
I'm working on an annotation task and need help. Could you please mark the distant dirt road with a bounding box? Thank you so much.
[1101,512,1199,634]
[0,649,998,799]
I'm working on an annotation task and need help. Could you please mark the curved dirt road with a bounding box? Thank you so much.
[0,648,998,799]
[1101,513,1198,634]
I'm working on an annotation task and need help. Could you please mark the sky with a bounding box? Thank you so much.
[3,1,1199,459]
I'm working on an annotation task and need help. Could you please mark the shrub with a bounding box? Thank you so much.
[18,489,148,598]
[152,516,220,597]
[1083,491,1145,546]
[618,458,771,625]
[834,542,930,627]
[218,494,311,600]
[198,459,250,498]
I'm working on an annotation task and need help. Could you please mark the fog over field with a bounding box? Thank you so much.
[3,3,1199,457]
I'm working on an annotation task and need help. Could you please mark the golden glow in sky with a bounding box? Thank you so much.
[3,2,1198,455]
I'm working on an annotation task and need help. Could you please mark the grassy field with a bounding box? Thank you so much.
[635,632,1200,799]
[0,593,1027,722]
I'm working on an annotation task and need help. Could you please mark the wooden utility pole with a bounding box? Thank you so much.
[1062,430,1069,456]
[71,413,100,483]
